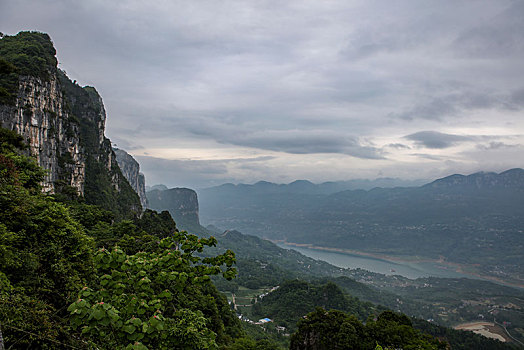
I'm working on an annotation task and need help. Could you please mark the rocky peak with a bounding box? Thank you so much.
[114,148,148,209]
[0,60,85,195]
[146,187,200,230]
[0,31,141,218]
[147,184,168,192]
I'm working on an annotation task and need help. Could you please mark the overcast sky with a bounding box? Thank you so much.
[2,0,524,188]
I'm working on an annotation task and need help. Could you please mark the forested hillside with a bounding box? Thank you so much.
[0,127,243,348]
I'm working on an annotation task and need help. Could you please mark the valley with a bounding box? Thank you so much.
[277,242,475,279]
[198,172,524,286]
[276,241,524,288]
[148,177,524,347]
[455,322,510,343]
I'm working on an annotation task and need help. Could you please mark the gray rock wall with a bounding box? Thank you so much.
[114,148,148,209]
[147,188,200,229]
[0,75,85,194]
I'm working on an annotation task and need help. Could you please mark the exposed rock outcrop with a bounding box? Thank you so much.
[0,31,141,218]
[0,74,85,194]
[147,188,200,230]
[114,148,148,209]
[146,184,168,192]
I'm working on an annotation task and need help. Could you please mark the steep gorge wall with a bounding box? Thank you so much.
[58,72,142,217]
[147,187,200,230]
[114,148,148,209]
[0,31,141,218]
[0,69,85,194]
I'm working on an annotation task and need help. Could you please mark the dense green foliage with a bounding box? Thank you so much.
[232,259,292,290]
[68,234,238,349]
[0,128,94,347]
[0,32,57,79]
[230,322,288,349]
[251,280,379,333]
[0,129,91,295]
[0,127,243,348]
[65,204,177,255]
[0,32,57,105]
[226,335,284,350]
[290,308,445,350]
[0,56,18,105]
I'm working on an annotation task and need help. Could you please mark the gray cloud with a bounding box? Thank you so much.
[393,91,515,121]
[387,143,411,150]
[395,97,457,121]
[224,130,384,159]
[410,153,445,161]
[404,131,522,150]
[476,142,518,151]
[111,108,385,158]
[404,131,472,149]
[452,1,524,59]
[510,88,524,108]
[135,155,276,189]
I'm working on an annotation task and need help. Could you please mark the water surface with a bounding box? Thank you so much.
[276,243,479,280]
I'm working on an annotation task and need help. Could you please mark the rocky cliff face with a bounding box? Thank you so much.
[58,73,142,217]
[114,148,148,209]
[147,188,200,230]
[0,31,141,218]
[0,74,85,194]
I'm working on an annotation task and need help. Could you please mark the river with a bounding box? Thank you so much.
[276,243,481,280]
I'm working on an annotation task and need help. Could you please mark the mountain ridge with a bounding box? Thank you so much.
[425,168,524,190]
[201,177,428,195]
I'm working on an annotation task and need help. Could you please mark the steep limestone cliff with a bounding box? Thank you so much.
[0,34,84,194]
[58,72,141,217]
[0,31,141,218]
[114,148,148,209]
[147,188,200,230]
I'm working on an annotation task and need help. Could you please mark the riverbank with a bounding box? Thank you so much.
[273,240,524,289]
[454,322,507,342]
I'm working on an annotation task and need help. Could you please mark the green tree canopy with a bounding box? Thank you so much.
[0,127,94,348]
[290,308,445,350]
[68,232,238,349]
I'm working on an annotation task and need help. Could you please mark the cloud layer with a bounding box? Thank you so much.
[1,0,523,188]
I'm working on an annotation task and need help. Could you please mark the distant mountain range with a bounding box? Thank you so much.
[198,169,524,285]
[202,177,428,196]
[425,168,524,190]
